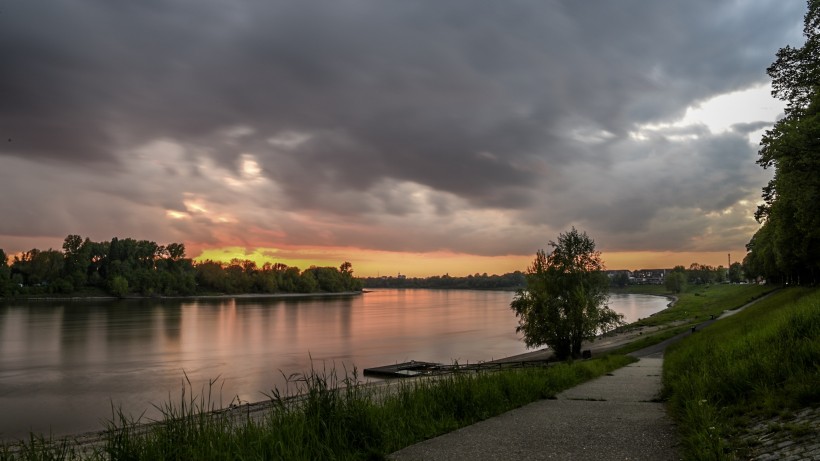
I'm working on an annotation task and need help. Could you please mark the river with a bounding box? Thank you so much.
[0,290,668,440]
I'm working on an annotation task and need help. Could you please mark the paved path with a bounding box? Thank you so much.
[389,291,782,460]
[389,353,680,460]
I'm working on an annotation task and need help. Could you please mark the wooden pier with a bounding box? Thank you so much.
[363,358,554,379]
[363,361,442,378]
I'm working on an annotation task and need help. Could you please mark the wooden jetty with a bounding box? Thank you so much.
[363,358,554,379]
[363,361,442,378]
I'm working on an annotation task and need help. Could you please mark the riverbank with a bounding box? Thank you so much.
[0,291,363,302]
[491,321,684,363]
[3,355,638,460]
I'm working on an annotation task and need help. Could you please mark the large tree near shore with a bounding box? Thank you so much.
[746,0,820,284]
[510,228,624,360]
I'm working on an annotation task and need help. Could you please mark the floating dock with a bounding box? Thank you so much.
[363,358,554,379]
[363,360,442,378]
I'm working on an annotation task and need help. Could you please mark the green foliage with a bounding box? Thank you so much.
[631,284,776,328]
[2,235,359,298]
[301,263,363,293]
[665,267,687,293]
[1,355,635,460]
[747,0,820,284]
[663,287,820,460]
[109,276,129,298]
[0,249,11,297]
[727,262,743,283]
[298,270,320,293]
[511,228,624,360]
[610,271,630,288]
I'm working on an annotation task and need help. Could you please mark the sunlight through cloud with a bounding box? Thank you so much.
[630,84,784,143]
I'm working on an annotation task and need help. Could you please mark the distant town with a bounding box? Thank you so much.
[361,263,744,292]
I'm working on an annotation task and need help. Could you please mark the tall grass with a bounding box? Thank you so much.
[1,355,635,460]
[663,287,820,460]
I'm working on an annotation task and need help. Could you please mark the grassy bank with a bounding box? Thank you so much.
[631,283,776,327]
[662,287,820,460]
[602,284,778,356]
[1,355,635,460]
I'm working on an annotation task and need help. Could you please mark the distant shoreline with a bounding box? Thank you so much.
[3,285,673,302]
[0,291,365,302]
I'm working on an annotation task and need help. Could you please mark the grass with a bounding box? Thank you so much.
[606,325,691,355]
[597,284,779,357]
[1,355,636,460]
[662,287,820,460]
[631,284,777,328]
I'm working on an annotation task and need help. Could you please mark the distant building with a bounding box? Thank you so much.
[605,269,631,278]
[632,269,672,285]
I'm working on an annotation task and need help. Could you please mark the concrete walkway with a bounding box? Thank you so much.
[389,353,680,460]
[389,292,783,460]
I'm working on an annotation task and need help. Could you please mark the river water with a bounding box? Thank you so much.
[0,290,668,440]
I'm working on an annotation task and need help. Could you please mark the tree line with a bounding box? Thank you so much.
[0,235,362,297]
[360,272,526,290]
[661,263,745,294]
[744,1,820,285]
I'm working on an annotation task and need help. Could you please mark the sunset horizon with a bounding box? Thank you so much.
[2,233,746,278]
[191,245,745,278]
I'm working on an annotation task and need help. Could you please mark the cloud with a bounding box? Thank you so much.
[0,0,805,260]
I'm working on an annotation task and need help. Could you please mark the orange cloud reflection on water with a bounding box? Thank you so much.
[193,246,745,277]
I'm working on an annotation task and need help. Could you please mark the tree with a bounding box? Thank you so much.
[728,262,744,283]
[298,269,319,293]
[338,261,363,291]
[12,248,64,289]
[687,263,716,285]
[165,242,186,260]
[665,266,687,294]
[748,0,820,284]
[0,249,10,296]
[510,228,624,360]
[611,271,630,288]
[62,234,91,289]
[195,260,227,292]
[110,275,129,297]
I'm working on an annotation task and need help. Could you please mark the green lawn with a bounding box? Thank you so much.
[623,283,777,328]
[601,284,779,356]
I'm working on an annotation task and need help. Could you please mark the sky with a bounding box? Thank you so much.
[0,1,807,276]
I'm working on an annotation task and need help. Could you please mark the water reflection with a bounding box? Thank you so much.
[0,290,668,440]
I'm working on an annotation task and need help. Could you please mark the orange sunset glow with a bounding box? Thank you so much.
[193,246,746,277]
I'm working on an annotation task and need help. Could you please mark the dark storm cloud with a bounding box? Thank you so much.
[0,0,805,254]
